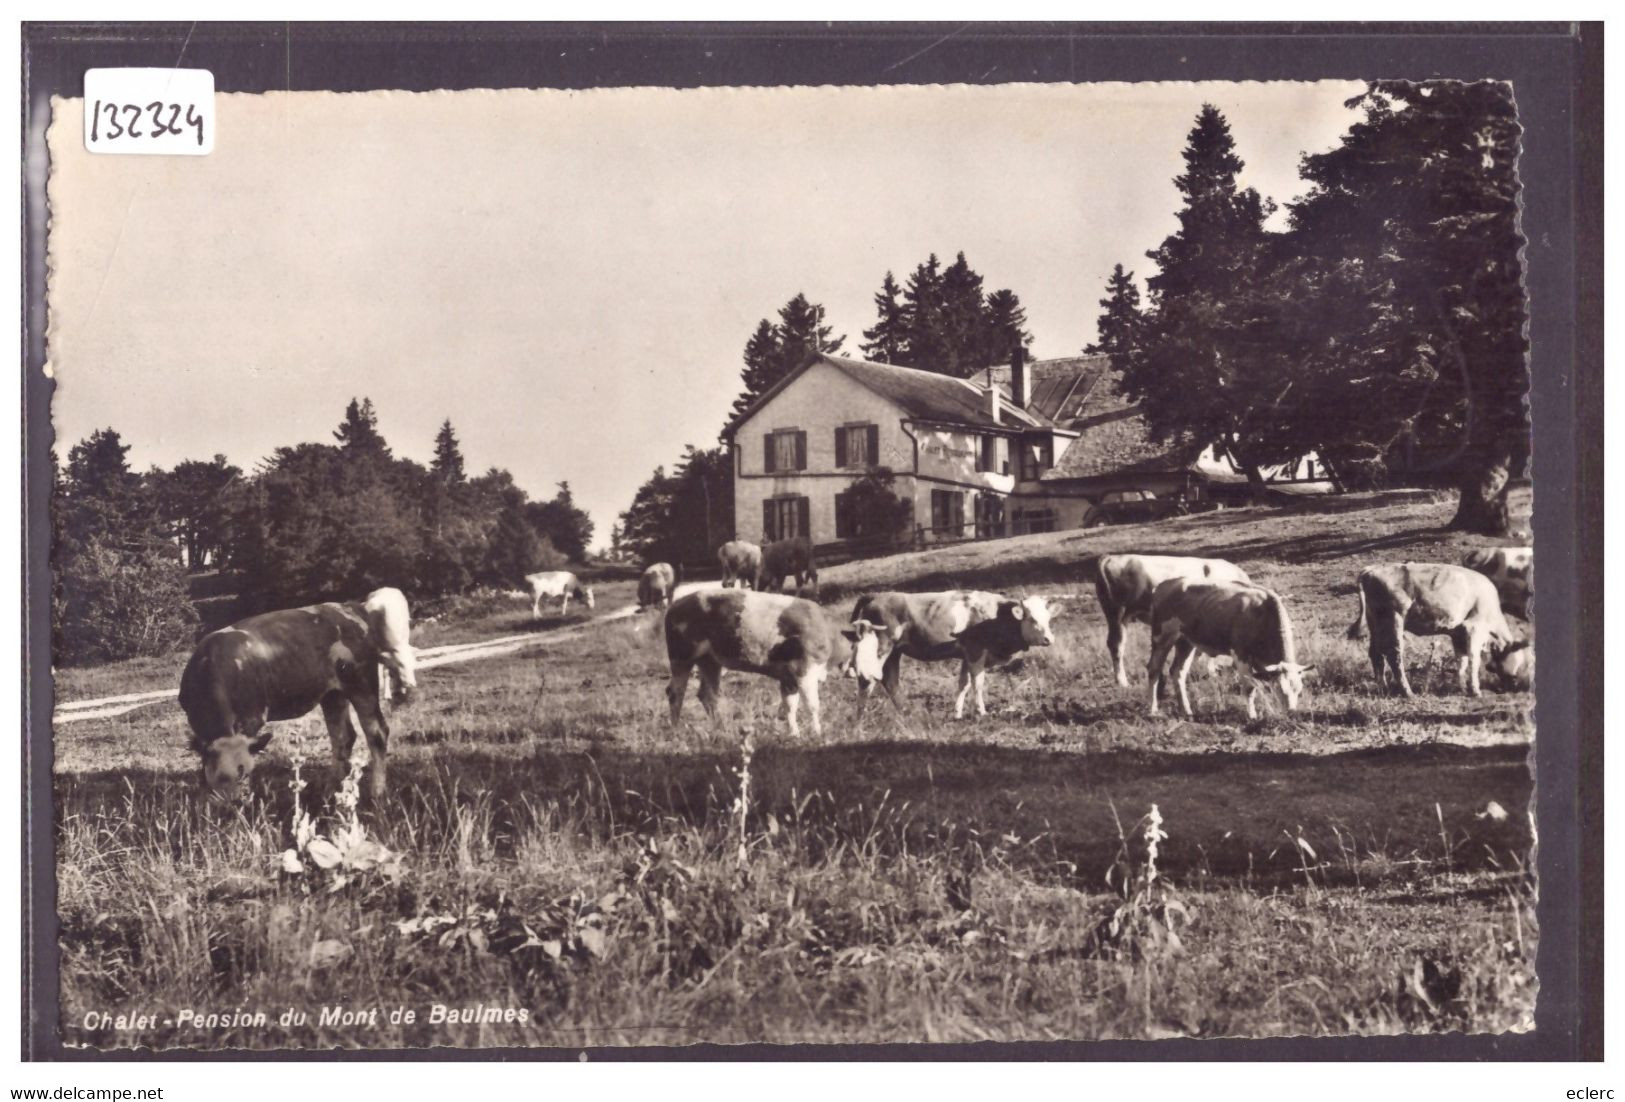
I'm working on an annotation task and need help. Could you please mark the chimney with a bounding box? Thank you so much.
[986,367,1000,424]
[1011,346,1029,411]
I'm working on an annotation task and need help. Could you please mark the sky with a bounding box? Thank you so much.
[47,81,1366,550]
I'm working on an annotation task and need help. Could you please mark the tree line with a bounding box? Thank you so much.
[1094,84,1529,534]
[53,398,592,665]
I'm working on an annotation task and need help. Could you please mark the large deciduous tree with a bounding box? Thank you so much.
[151,455,242,570]
[1292,81,1530,534]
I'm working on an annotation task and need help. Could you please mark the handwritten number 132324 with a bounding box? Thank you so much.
[90,100,206,146]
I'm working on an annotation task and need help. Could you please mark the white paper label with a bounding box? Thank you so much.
[83,68,215,155]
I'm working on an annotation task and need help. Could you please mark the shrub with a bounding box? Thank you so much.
[56,539,199,665]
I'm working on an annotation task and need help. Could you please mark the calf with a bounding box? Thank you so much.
[1348,562,1530,697]
[362,586,417,704]
[664,589,884,738]
[847,590,1063,720]
[1086,553,1252,687]
[717,540,762,589]
[1146,580,1313,719]
[757,536,819,593]
[178,601,395,799]
[638,562,678,611]
[525,570,595,619]
[1462,546,1533,620]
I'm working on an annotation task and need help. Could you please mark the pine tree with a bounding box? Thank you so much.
[334,397,391,458]
[775,293,845,367]
[877,253,1030,377]
[900,254,947,369]
[1085,264,1144,369]
[1121,104,1278,497]
[983,288,1034,369]
[723,295,844,440]
[937,252,990,377]
[431,418,466,484]
[861,271,909,363]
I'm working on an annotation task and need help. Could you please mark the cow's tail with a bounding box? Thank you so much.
[1346,573,1369,640]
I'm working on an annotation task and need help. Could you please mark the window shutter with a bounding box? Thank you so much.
[763,499,775,542]
[835,493,848,538]
[797,496,810,539]
[764,433,776,474]
[866,425,879,467]
[835,427,848,469]
[795,432,807,471]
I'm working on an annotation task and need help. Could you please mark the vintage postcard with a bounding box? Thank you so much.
[43,75,1537,1052]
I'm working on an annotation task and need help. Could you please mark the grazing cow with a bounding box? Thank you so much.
[179,601,395,799]
[525,570,594,619]
[362,587,417,704]
[847,591,1064,720]
[1146,580,1313,719]
[756,536,819,593]
[1348,562,1530,697]
[1462,547,1533,619]
[664,589,884,738]
[638,562,678,611]
[1085,554,1253,687]
[717,540,762,589]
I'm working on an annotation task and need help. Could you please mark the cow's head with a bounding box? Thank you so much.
[840,619,889,683]
[197,731,274,798]
[1489,637,1534,692]
[1005,596,1064,648]
[1251,661,1315,712]
[579,585,596,610]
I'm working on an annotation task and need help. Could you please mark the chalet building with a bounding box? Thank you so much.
[726,350,1320,549]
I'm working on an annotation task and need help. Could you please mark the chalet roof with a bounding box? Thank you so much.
[730,351,1047,435]
[1040,369,1203,482]
[985,355,1111,426]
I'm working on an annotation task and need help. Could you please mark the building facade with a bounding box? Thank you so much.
[728,351,1225,548]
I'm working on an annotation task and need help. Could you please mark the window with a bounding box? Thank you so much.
[975,493,1005,539]
[835,423,879,469]
[930,489,965,538]
[763,429,807,473]
[763,495,809,541]
[977,435,1000,474]
[1019,437,1053,482]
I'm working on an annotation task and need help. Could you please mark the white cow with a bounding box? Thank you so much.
[1147,580,1313,719]
[1086,553,1253,686]
[525,571,595,619]
[363,587,417,704]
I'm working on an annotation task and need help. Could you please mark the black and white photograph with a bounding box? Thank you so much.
[26,23,1596,1059]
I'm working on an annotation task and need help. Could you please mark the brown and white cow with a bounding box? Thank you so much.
[664,589,884,738]
[1085,553,1253,686]
[757,536,819,593]
[1146,580,1313,719]
[846,590,1064,720]
[179,600,396,799]
[717,540,762,589]
[1462,546,1533,620]
[525,570,595,619]
[363,586,417,704]
[638,562,678,611]
[1348,562,1531,697]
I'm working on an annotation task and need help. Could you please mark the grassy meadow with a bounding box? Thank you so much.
[53,489,1537,1049]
